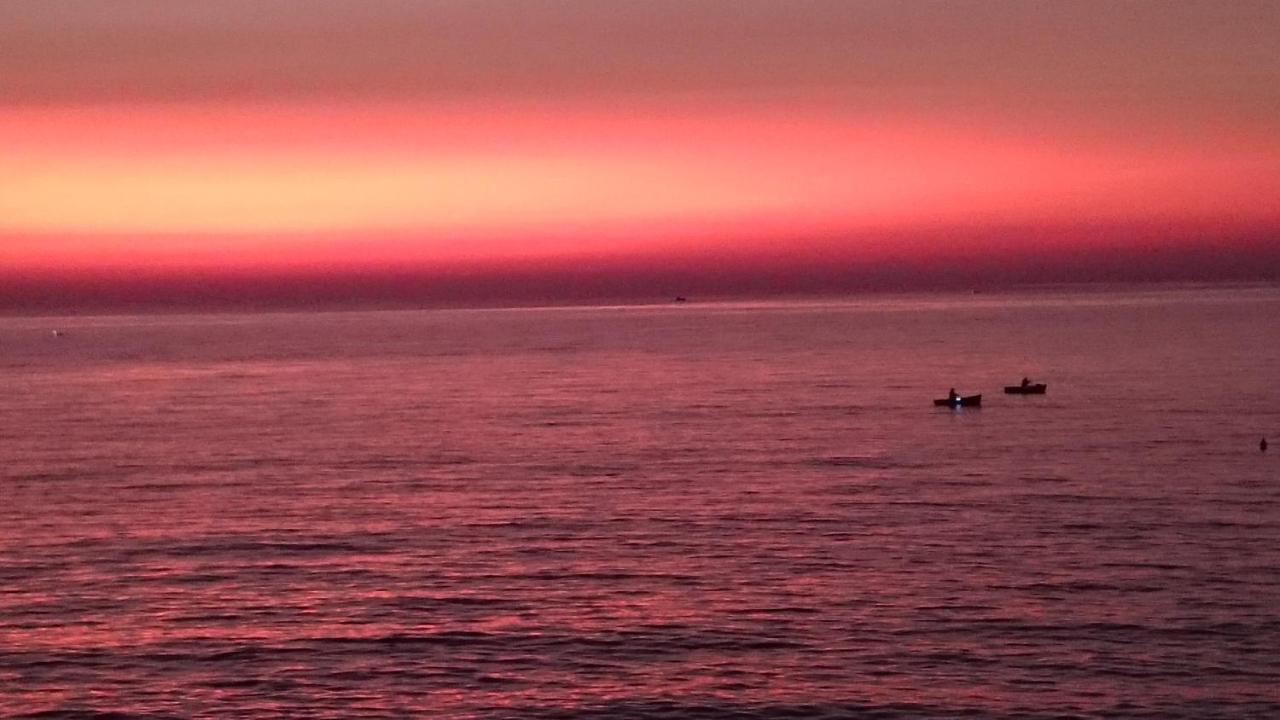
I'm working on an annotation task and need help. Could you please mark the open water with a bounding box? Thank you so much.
[2,285,1278,718]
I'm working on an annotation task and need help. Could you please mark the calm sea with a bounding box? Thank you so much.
[2,285,1278,719]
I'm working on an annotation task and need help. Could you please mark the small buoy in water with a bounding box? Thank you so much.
[51,330,64,337]
[1263,438,1269,452]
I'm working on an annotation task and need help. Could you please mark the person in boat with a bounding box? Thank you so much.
[948,387,958,402]
[1021,377,1030,387]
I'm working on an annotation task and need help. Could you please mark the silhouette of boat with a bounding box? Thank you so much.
[1004,383,1047,394]
[934,394,982,407]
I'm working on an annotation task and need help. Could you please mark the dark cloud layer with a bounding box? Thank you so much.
[5,225,1277,313]
[3,0,1278,125]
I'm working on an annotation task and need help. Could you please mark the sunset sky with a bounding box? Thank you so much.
[3,1,1279,306]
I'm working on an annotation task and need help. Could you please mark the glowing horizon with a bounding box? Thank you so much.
[5,101,1278,269]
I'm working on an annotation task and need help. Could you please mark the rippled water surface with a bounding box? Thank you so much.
[3,286,1279,718]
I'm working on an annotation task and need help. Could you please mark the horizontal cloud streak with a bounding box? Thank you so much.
[5,223,1278,313]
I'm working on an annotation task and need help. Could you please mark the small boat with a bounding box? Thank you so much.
[934,394,982,407]
[1004,382,1047,394]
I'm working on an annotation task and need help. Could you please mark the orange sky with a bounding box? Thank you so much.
[2,1,1279,288]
